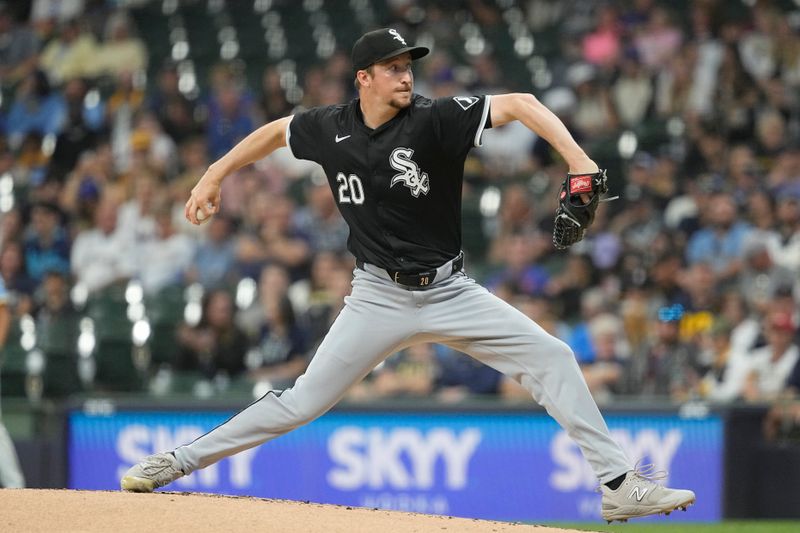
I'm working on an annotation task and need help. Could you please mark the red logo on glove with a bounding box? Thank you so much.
[569,175,593,194]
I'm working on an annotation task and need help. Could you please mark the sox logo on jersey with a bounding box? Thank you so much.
[390,147,430,197]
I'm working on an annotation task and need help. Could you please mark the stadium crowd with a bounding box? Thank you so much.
[0,0,798,413]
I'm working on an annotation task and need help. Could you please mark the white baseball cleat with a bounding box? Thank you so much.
[600,464,696,523]
[120,452,185,492]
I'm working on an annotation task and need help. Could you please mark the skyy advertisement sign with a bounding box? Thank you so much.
[69,410,722,522]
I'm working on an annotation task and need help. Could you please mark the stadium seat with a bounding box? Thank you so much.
[144,285,186,367]
[84,285,143,392]
[36,310,83,398]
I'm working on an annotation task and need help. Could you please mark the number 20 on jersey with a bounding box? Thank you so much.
[336,172,365,205]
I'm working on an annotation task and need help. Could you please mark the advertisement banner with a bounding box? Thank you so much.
[69,409,722,522]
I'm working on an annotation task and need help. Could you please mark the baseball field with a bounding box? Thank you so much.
[3,489,798,532]
[0,489,586,532]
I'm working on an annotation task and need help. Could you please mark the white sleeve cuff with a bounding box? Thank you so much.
[285,116,296,157]
[474,95,492,147]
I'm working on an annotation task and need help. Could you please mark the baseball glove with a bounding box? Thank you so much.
[552,169,610,249]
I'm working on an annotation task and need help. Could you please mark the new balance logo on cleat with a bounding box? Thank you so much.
[629,486,648,502]
[600,464,696,523]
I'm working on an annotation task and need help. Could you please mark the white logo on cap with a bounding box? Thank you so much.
[388,29,407,46]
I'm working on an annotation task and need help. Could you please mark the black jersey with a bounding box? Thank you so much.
[287,93,492,272]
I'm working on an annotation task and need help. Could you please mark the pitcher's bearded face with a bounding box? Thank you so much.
[367,53,414,109]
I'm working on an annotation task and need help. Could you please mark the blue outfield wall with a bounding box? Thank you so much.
[68,410,722,522]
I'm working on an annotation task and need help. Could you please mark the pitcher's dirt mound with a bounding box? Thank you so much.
[0,489,597,533]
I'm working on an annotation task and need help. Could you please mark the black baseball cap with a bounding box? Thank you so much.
[351,28,429,71]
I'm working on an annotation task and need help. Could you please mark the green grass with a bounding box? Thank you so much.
[547,521,800,533]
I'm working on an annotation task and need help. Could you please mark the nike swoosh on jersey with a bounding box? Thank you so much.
[335,134,351,143]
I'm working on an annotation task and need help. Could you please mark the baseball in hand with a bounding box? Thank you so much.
[196,203,213,224]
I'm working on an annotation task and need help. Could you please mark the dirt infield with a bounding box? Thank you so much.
[0,489,597,532]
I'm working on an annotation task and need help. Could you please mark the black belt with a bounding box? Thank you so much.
[357,252,464,288]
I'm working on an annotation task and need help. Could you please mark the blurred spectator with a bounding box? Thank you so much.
[106,72,145,122]
[126,111,177,177]
[0,3,39,86]
[719,291,761,357]
[648,252,689,308]
[23,202,70,283]
[38,17,97,84]
[237,263,291,338]
[49,78,102,180]
[741,311,799,403]
[489,184,537,244]
[715,44,759,142]
[568,63,618,137]
[546,254,597,322]
[774,17,800,88]
[765,185,800,274]
[485,233,550,297]
[435,346,503,402]
[237,193,311,281]
[116,174,160,245]
[610,52,654,127]
[185,215,238,290]
[754,110,788,171]
[766,145,800,192]
[176,289,248,380]
[678,262,717,343]
[582,5,622,69]
[259,66,292,123]
[567,288,610,364]
[135,202,194,295]
[70,196,135,294]
[655,53,693,118]
[0,209,23,253]
[247,294,309,390]
[738,5,779,82]
[626,304,701,401]
[148,62,200,144]
[745,188,776,232]
[0,241,34,315]
[169,137,209,226]
[94,11,147,78]
[633,6,683,69]
[303,261,352,348]
[698,319,745,402]
[685,193,752,281]
[4,70,66,149]
[206,79,256,160]
[611,193,663,253]
[292,174,350,255]
[738,235,795,312]
[725,144,761,205]
[59,150,106,229]
[479,119,538,178]
[358,343,438,399]
[582,313,628,404]
[12,133,49,187]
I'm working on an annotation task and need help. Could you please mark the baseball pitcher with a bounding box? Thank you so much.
[122,28,694,523]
